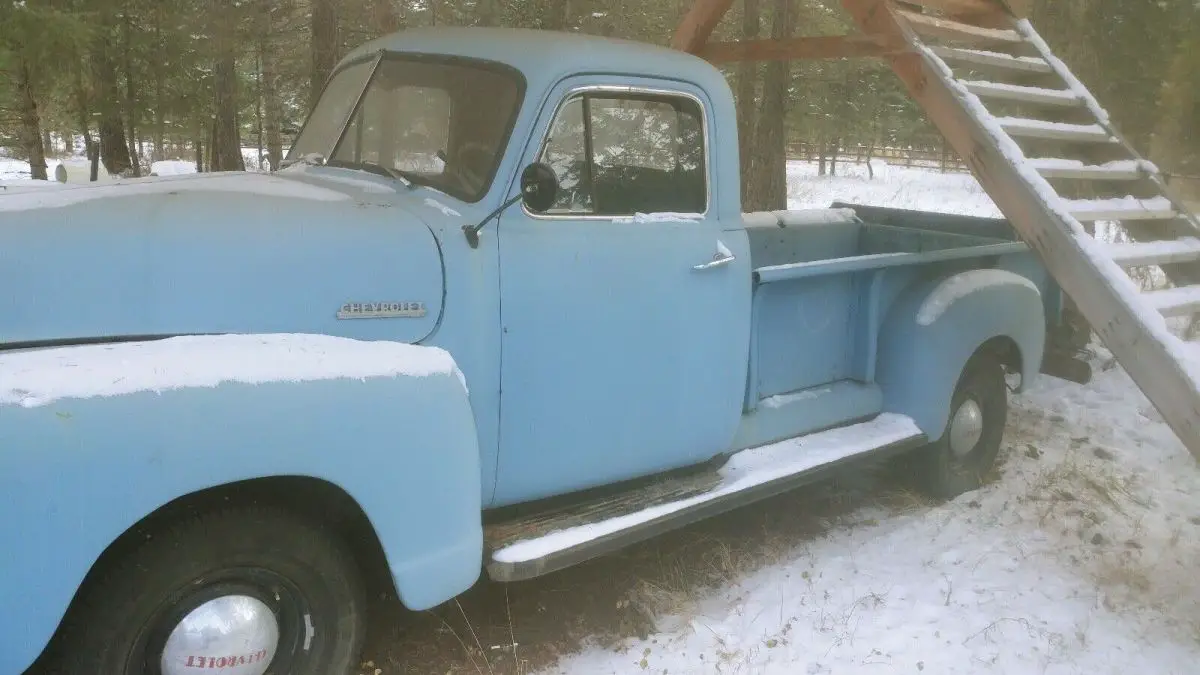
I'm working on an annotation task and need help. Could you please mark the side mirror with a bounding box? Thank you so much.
[520,162,558,214]
[463,162,560,249]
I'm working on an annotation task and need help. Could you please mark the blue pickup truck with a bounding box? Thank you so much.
[1,26,1089,675]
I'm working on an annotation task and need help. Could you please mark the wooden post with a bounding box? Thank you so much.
[672,0,736,53]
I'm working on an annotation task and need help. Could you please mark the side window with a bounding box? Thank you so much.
[535,90,708,217]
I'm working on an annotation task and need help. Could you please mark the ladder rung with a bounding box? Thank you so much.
[1064,196,1177,222]
[898,9,1024,45]
[960,80,1080,107]
[929,46,1053,73]
[1027,159,1146,181]
[997,117,1114,143]
[899,0,1000,15]
[1145,285,1200,319]
[1102,238,1200,268]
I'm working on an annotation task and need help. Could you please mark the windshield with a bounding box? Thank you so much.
[288,53,525,203]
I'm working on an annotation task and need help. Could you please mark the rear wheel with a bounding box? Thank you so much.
[50,507,366,675]
[916,352,1009,499]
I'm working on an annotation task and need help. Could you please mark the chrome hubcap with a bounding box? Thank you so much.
[948,398,985,458]
[161,594,279,675]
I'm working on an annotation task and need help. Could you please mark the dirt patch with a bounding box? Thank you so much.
[357,463,925,674]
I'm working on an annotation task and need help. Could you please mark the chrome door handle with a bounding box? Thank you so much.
[694,242,736,271]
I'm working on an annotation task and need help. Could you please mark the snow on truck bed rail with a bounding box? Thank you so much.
[0,334,465,408]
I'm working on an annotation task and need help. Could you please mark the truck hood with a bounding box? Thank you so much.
[0,170,445,347]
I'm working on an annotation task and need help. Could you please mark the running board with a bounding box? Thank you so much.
[484,414,926,582]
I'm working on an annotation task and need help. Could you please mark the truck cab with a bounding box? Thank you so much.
[2,26,1085,675]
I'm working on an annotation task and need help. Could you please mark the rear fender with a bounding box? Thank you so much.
[0,337,481,675]
[876,269,1045,441]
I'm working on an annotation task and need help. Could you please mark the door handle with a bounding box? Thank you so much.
[693,241,736,271]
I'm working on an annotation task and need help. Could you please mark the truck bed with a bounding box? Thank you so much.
[733,204,1061,453]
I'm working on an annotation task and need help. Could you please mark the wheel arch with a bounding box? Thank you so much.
[876,268,1045,442]
[30,476,397,672]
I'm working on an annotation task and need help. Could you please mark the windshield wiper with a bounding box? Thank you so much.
[324,159,416,188]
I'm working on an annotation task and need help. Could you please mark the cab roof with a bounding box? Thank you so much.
[337,26,731,96]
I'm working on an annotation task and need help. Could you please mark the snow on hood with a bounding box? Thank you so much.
[0,171,352,213]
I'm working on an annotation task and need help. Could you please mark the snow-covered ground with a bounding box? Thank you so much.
[0,147,272,186]
[541,161,1200,674]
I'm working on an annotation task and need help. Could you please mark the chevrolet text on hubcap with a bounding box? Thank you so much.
[160,595,280,675]
[948,398,984,458]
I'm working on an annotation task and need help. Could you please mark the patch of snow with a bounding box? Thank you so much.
[772,208,860,227]
[994,116,1112,139]
[289,165,398,194]
[0,172,350,213]
[959,79,1079,103]
[1025,158,1153,174]
[612,212,704,224]
[760,387,832,409]
[784,160,1001,219]
[424,197,461,218]
[0,334,466,408]
[491,413,923,564]
[150,160,198,176]
[1062,196,1175,218]
[1104,237,1200,265]
[917,269,1041,326]
[954,47,1050,68]
[1145,285,1200,316]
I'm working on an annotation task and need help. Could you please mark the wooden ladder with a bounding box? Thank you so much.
[839,0,1200,459]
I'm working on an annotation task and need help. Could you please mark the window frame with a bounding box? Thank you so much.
[523,84,712,221]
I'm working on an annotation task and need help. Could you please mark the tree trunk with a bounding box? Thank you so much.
[310,0,338,106]
[255,50,264,171]
[745,0,793,211]
[92,28,133,177]
[209,0,243,172]
[372,0,402,33]
[122,10,141,177]
[14,56,48,180]
[542,0,568,30]
[153,1,165,161]
[736,0,760,200]
[211,54,244,171]
[259,0,284,171]
[1149,33,1199,176]
[477,0,499,26]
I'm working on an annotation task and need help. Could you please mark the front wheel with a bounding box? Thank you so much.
[915,352,1009,500]
[49,507,366,675]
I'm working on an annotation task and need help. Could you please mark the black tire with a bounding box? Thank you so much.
[915,352,1009,500]
[48,507,366,675]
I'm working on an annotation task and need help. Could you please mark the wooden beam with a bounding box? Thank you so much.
[698,34,907,63]
[672,0,736,53]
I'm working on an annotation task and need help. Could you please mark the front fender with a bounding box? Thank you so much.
[0,336,481,674]
[876,269,1045,441]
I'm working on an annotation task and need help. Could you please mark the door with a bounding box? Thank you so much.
[492,78,751,506]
